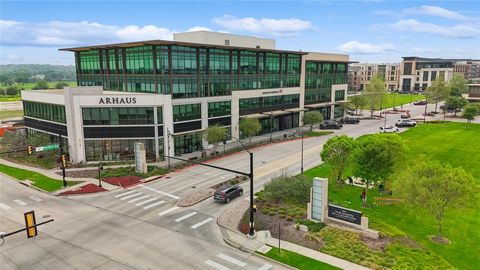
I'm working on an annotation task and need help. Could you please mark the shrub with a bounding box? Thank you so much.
[263,174,311,205]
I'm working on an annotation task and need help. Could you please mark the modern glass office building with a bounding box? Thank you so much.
[21,32,349,163]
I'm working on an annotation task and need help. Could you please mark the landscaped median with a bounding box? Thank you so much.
[0,163,82,192]
[260,247,340,270]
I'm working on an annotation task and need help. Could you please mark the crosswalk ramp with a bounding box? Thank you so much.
[0,195,45,210]
[203,253,273,270]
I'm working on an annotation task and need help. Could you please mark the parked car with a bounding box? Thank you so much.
[320,120,343,129]
[341,116,360,124]
[395,119,416,127]
[379,125,399,133]
[401,111,411,118]
[413,100,428,105]
[214,185,243,203]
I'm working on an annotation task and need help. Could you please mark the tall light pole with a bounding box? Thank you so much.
[269,111,273,143]
[167,128,171,171]
[296,128,304,174]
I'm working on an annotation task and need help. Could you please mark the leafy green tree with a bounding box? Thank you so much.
[449,74,468,96]
[349,94,368,115]
[303,111,324,131]
[445,96,468,117]
[263,174,311,205]
[364,75,387,118]
[32,80,49,90]
[55,82,70,89]
[320,135,356,185]
[240,118,261,145]
[205,125,228,155]
[427,79,450,113]
[353,134,406,205]
[462,104,477,125]
[393,161,478,241]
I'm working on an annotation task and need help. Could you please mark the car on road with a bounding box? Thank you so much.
[379,125,399,133]
[214,185,243,203]
[413,100,428,105]
[401,111,411,118]
[341,116,360,124]
[395,119,416,127]
[320,120,343,129]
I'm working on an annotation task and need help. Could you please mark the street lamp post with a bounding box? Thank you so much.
[167,128,171,171]
[98,166,103,187]
[296,128,304,174]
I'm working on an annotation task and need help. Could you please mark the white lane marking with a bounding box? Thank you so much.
[143,200,165,209]
[191,217,213,229]
[13,199,26,206]
[205,172,210,176]
[127,195,149,203]
[136,197,158,206]
[140,185,180,200]
[217,253,247,267]
[258,263,273,270]
[120,192,143,200]
[158,206,179,216]
[29,195,43,202]
[174,211,198,222]
[204,260,230,270]
[0,203,12,210]
[114,190,137,198]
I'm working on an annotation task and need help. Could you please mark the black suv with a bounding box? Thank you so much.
[214,185,243,203]
[341,116,360,124]
[320,120,343,130]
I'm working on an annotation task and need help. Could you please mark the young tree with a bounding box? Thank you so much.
[393,161,477,242]
[239,118,261,145]
[426,79,450,113]
[364,75,387,118]
[205,125,228,155]
[27,132,52,147]
[303,111,324,131]
[55,82,70,89]
[353,134,406,205]
[32,80,49,90]
[349,94,368,115]
[462,104,477,125]
[445,96,468,117]
[448,74,468,96]
[320,135,356,185]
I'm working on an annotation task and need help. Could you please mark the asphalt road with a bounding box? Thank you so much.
[1,101,436,269]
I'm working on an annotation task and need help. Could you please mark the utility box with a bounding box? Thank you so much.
[134,142,147,174]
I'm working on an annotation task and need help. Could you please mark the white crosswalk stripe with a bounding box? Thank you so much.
[136,197,158,206]
[13,199,27,206]
[143,200,165,209]
[120,192,143,200]
[158,206,179,216]
[114,190,137,198]
[174,211,198,222]
[191,217,213,229]
[204,260,230,270]
[127,195,149,203]
[217,253,247,267]
[0,203,12,210]
[258,263,273,270]
[140,185,180,200]
[29,195,43,202]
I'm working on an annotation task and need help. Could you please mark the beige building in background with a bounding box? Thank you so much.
[348,63,400,91]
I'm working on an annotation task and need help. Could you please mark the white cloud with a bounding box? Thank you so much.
[212,15,312,36]
[186,26,212,32]
[337,41,394,54]
[404,5,471,21]
[0,20,175,46]
[388,19,480,38]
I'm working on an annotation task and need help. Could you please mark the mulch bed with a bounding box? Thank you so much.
[58,183,107,195]
[102,175,142,188]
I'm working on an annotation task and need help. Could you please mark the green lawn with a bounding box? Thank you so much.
[0,163,81,192]
[262,247,340,270]
[0,110,23,120]
[350,93,425,110]
[0,81,76,91]
[0,96,21,102]
[305,122,480,269]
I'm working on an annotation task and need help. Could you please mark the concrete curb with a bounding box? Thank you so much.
[254,252,298,270]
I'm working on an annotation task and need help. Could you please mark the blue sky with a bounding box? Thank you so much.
[1,0,479,65]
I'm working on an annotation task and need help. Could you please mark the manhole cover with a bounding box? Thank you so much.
[262,161,266,164]
[166,176,171,179]
[191,186,196,189]
[42,215,51,218]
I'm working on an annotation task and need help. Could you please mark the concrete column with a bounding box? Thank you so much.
[162,95,174,157]
[153,106,159,160]
[231,94,240,140]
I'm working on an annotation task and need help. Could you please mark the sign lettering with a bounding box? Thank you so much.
[99,97,137,105]
[328,204,362,225]
[262,89,283,95]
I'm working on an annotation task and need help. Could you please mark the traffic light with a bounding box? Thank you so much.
[252,204,257,213]
[27,145,33,155]
[61,154,68,168]
[24,211,37,238]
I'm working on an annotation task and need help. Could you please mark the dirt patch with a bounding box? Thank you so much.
[429,235,451,245]
[59,169,98,178]
[361,234,393,251]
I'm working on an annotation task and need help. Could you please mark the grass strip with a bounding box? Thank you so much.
[262,246,340,270]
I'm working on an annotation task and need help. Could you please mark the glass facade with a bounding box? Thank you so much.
[82,107,154,125]
[239,94,300,115]
[173,104,201,122]
[334,90,345,101]
[174,132,203,155]
[23,101,66,124]
[76,45,302,98]
[334,105,344,118]
[208,101,231,117]
[305,61,347,104]
[84,139,155,161]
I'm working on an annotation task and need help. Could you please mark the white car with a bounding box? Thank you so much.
[379,125,399,133]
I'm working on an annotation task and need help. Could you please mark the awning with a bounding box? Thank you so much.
[240,113,269,119]
[304,102,332,109]
[284,108,308,113]
[261,110,291,117]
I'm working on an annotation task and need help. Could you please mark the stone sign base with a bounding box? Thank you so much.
[324,216,379,239]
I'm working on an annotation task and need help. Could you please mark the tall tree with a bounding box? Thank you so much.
[303,111,324,131]
[393,161,477,242]
[449,74,468,96]
[320,135,356,185]
[445,96,468,117]
[205,125,228,155]
[364,75,387,118]
[349,94,368,115]
[427,79,450,113]
[239,118,261,145]
[32,80,49,90]
[462,104,477,125]
[353,134,406,205]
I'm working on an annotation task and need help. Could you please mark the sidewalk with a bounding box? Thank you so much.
[217,199,370,270]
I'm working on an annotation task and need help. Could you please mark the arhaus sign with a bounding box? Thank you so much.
[99,97,137,105]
